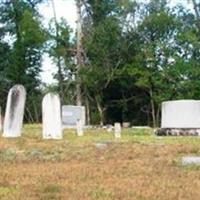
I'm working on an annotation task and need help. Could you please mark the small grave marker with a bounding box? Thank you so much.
[114,123,121,138]
[76,119,84,136]
[182,156,200,165]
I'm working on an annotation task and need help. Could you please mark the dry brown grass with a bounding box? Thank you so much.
[0,125,200,199]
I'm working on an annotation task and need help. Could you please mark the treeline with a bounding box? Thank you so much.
[0,0,200,126]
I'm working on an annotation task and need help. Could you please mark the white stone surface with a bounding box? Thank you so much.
[182,156,200,165]
[95,142,108,149]
[3,85,26,137]
[132,126,151,129]
[42,93,62,139]
[62,105,86,127]
[106,125,113,132]
[122,122,130,128]
[76,119,84,136]
[161,100,200,128]
[114,123,121,138]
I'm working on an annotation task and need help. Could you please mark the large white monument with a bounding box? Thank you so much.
[42,93,62,139]
[156,100,200,136]
[161,100,200,128]
[62,105,86,128]
[3,85,26,137]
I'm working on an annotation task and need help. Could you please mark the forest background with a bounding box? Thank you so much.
[0,0,199,127]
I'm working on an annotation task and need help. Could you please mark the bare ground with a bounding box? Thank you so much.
[0,125,200,200]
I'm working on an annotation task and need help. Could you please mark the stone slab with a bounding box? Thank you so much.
[62,105,86,127]
[182,156,200,165]
[162,100,200,128]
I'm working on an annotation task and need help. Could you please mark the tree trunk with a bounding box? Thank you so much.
[95,96,104,126]
[191,0,200,32]
[85,96,90,125]
[76,0,84,106]
[51,0,64,103]
[156,106,160,128]
[192,0,200,19]
[149,87,156,128]
[33,100,40,123]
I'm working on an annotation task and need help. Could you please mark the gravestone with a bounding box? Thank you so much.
[182,156,200,165]
[3,85,26,137]
[161,100,200,128]
[114,123,121,138]
[106,124,113,132]
[62,105,86,128]
[42,93,62,139]
[156,100,200,136]
[122,122,130,128]
[76,119,84,136]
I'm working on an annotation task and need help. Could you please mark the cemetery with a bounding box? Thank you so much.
[0,85,200,199]
[1,0,200,199]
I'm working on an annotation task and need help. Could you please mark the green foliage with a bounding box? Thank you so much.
[0,0,46,122]
[47,17,74,103]
[0,0,200,126]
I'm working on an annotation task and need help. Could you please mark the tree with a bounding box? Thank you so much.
[0,0,46,122]
[81,0,126,125]
[75,0,85,106]
[47,16,73,104]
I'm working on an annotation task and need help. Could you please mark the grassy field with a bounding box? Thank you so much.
[1,125,200,199]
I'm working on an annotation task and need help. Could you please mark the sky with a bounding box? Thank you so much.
[39,0,193,84]
[39,0,77,84]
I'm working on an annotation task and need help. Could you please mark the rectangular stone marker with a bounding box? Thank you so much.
[62,105,86,127]
[122,122,130,128]
[162,100,200,128]
[106,125,113,132]
[76,119,84,136]
[182,156,200,165]
[42,93,62,139]
[114,123,121,138]
[3,85,26,137]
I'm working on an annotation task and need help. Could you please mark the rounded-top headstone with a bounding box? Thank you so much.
[161,100,200,128]
[3,84,26,137]
[42,93,62,139]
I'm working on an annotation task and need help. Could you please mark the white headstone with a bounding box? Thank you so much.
[3,85,26,137]
[114,123,121,138]
[76,119,84,136]
[106,125,113,132]
[42,93,62,139]
[62,105,86,127]
[161,100,200,128]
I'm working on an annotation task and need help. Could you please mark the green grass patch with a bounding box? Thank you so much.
[0,186,20,200]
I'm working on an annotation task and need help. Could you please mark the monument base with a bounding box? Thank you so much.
[155,128,200,136]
